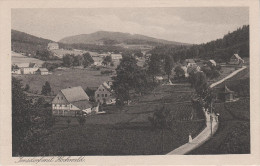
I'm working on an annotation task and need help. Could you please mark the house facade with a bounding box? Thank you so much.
[48,42,59,50]
[52,86,96,116]
[95,81,116,104]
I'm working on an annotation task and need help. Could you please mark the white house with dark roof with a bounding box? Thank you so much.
[52,86,97,116]
[95,81,116,105]
[48,42,59,50]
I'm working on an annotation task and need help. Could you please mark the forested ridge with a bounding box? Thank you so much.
[149,25,249,62]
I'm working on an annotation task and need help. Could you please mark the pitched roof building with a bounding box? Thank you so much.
[52,86,94,116]
[95,81,116,105]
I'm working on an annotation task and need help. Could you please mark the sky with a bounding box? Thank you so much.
[11,7,249,44]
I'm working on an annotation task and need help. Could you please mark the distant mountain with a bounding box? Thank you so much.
[11,29,53,56]
[59,31,188,46]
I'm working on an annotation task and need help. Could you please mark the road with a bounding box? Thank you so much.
[167,66,247,155]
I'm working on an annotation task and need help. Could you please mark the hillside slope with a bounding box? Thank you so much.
[59,31,187,46]
[11,29,53,56]
[149,25,249,62]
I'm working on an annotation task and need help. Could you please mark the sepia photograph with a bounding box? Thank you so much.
[10,7,251,156]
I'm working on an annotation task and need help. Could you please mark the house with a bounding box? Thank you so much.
[48,42,59,50]
[155,76,164,82]
[11,68,21,74]
[20,63,39,74]
[93,61,102,66]
[181,66,189,77]
[208,60,217,67]
[95,81,116,105]
[185,59,196,67]
[36,68,49,75]
[230,54,244,66]
[110,54,122,61]
[52,86,97,116]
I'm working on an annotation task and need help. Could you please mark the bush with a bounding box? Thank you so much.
[101,70,113,75]
[77,116,86,126]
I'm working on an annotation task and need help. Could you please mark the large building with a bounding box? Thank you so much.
[95,81,116,105]
[52,86,96,116]
[47,42,59,50]
[19,63,40,74]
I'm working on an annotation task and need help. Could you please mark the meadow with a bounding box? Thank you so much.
[12,51,44,65]
[24,84,205,156]
[13,68,113,95]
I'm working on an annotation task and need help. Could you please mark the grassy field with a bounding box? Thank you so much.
[12,51,44,65]
[189,97,250,154]
[25,84,205,156]
[13,68,113,95]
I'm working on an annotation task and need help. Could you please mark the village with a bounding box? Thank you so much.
[10,8,250,156]
[12,41,247,118]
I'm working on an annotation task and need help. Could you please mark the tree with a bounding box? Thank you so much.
[102,55,112,66]
[12,77,32,155]
[147,54,162,82]
[174,66,185,79]
[112,55,147,105]
[77,116,86,126]
[164,55,174,81]
[134,50,143,58]
[41,81,51,95]
[189,71,208,97]
[66,118,71,128]
[24,84,30,92]
[82,52,94,68]
[148,106,172,153]
[62,54,74,67]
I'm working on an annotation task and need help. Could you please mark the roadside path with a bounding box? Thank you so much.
[167,66,247,155]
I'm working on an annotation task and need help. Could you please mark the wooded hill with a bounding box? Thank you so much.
[59,30,188,46]
[149,25,249,62]
[11,30,53,56]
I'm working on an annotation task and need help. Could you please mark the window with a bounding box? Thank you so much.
[99,89,101,91]
[97,94,99,97]
[71,105,73,108]
[105,94,107,97]
[58,97,59,100]
[102,94,104,97]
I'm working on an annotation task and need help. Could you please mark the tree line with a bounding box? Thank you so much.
[62,52,94,67]
[149,25,249,63]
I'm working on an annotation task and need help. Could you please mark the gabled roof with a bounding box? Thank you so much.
[38,68,48,72]
[71,100,92,110]
[29,63,37,68]
[209,60,217,66]
[101,82,112,93]
[61,86,89,102]
[15,63,30,68]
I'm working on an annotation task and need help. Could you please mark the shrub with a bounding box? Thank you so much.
[77,116,86,126]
